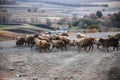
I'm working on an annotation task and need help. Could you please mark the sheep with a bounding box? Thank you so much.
[108,33,120,40]
[39,40,51,53]
[76,38,85,52]
[69,40,77,50]
[51,40,65,52]
[60,33,69,37]
[31,38,46,48]
[25,34,35,46]
[41,35,52,41]
[31,38,41,49]
[60,36,70,45]
[98,38,119,52]
[76,33,89,39]
[32,38,51,52]
[69,40,77,46]
[16,36,25,47]
[55,35,70,50]
[30,34,51,49]
[51,34,59,40]
[93,38,102,50]
[38,36,50,42]
[76,37,95,53]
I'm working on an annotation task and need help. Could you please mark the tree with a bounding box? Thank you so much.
[96,10,103,18]
[68,21,72,28]
[28,9,31,12]
[110,12,120,28]
[72,20,80,26]
[57,18,67,25]
[87,25,100,33]
[88,25,99,29]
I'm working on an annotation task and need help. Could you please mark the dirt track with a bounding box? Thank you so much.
[0,32,120,80]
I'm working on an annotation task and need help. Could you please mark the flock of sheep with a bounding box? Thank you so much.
[15,32,120,53]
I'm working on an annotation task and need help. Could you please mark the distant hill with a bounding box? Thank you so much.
[17,0,120,3]
[17,0,119,7]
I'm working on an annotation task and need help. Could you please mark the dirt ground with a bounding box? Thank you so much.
[0,32,120,80]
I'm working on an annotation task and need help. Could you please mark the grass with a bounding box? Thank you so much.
[0,24,50,41]
[0,30,25,42]
[0,25,6,27]
[0,25,9,28]
[0,24,36,29]
[70,26,81,33]
[0,24,27,42]
[0,24,50,31]
[0,24,19,29]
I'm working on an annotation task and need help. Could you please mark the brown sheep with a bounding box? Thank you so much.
[51,40,65,52]
[31,38,40,49]
[76,37,95,53]
[16,36,25,47]
[94,38,102,50]
[39,40,51,53]
[98,38,119,52]
[60,33,69,36]
[38,36,50,42]
[69,40,77,50]
[108,33,120,40]
[31,34,51,49]
[54,35,70,50]
[25,34,35,46]
[31,38,51,53]
[76,33,89,39]
[31,38,47,49]
[41,35,52,41]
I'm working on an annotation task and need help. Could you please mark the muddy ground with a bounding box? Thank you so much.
[0,32,120,80]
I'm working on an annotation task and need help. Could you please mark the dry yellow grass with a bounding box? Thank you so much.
[0,78,9,80]
[0,30,25,42]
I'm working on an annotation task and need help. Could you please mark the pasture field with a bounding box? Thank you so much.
[0,31,120,80]
[0,24,51,41]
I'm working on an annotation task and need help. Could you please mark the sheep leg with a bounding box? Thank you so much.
[31,43,35,49]
[87,46,90,51]
[116,45,119,51]
[39,47,42,52]
[114,46,118,51]
[97,44,103,50]
[83,46,88,52]
[113,47,115,51]
[78,46,81,53]
[91,45,94,51]
[61,47,63,52]
[106,47,109,52]
[48,48,51,53]
[64,43,67,51]
[51,46,54,51]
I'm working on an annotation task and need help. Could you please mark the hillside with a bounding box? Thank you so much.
[0,32,120,80]
[17,0,119,3]
[17,0,120,7]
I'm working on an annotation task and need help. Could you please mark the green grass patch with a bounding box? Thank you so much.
[0,24,51,33]
[0,24,18,29]
[70,26,80,30]
[0,25,8,28]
